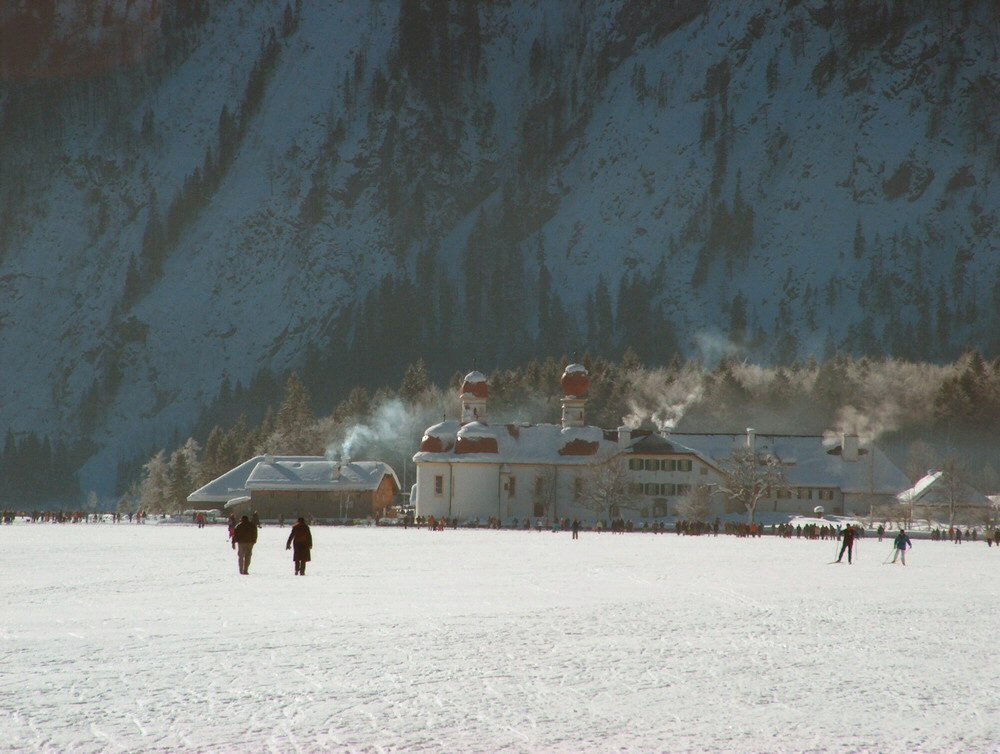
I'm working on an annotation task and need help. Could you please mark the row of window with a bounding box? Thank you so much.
[628,458,694,472]
[774,488,836,500]
[433,474,835,502]
[434,475,584,500]
[630,482,692,497]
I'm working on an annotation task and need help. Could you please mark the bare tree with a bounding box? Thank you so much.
[676,484,713,522]
[581,459,637,521]
[939,458,968,528]
[714,446,788,524]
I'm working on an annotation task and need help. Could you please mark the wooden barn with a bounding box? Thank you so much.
[219,457,399,521]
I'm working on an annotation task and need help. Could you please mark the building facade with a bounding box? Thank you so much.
[413,366,913,523]
[189,456,399,521]
[413,366,624,523]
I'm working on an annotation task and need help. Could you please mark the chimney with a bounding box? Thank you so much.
[841,433,859,462]
[618,425,632,450]
[746,428,756,452]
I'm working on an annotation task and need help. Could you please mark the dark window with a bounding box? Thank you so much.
[434,476,443,495]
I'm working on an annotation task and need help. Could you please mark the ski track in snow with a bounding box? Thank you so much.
[1,525,998,753]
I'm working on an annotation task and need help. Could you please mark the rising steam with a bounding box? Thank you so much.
[620,366,704,433]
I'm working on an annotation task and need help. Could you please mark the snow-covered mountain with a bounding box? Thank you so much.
[0,0,997,494]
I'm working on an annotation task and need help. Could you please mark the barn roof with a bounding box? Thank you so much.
[186,455,316,504]
[246,459,399,492]
[188,456,398,502]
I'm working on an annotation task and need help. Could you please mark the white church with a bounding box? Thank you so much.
[411,364,912,524]
[412,364,624,523]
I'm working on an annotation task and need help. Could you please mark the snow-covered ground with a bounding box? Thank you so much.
[2,524,998,753]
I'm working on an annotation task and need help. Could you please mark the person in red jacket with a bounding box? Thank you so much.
[286,517,313,575]
[836,524,856,564]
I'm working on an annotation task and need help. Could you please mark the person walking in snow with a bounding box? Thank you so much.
[286,517,312,575]
[890,529,912,565]
[571,518,580,539]
[231,514,258,574]
[836,524,856,564]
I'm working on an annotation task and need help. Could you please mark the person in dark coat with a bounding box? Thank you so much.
[891,529,912,565]
[231,515,258,574]
[286,517,312,575]
[571,518,580,540]
[836,524,856,563]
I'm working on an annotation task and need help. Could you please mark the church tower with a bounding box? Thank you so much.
[560,363,589,428]
[460,371,488,423]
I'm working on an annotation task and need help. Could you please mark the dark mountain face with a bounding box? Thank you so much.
[0,0,996,493]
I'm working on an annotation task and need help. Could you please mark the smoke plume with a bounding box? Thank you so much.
[620,366,704,433]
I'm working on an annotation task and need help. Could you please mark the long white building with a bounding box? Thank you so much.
[412,365,913,523]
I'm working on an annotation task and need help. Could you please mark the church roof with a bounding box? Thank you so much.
[414,421,618,465]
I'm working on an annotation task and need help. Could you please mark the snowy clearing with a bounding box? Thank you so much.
[2,524,998,753]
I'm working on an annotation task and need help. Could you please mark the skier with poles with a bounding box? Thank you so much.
[889,529,912,565]
[836,524,856,564]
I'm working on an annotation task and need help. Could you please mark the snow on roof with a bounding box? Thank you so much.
[457,421,494,438]
[245,459,399,492]
[463,371,487,383]
[414,422,616,465]
[647,433,912,494]
[564,363,587,373]
[186,455,317,503]
[424,420,458,437]
[897,471,993,506]
[897,471,944,503]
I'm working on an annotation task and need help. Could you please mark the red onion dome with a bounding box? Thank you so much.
[561,363,589,398]
[460,370,489,398]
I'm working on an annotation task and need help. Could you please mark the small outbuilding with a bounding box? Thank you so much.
[897,470,993,523]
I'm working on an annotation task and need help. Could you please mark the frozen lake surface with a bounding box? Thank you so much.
[2,523,998,753]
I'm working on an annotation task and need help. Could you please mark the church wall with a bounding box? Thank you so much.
[414,462,452,519]
[451,464,502,522]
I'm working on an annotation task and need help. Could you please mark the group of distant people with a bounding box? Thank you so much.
[227,512,312,575]
[1,510,147,524]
